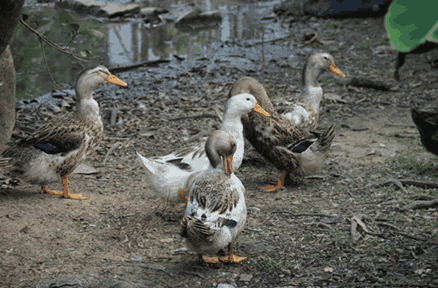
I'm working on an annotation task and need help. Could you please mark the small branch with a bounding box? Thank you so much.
[271,211,333,218]
[20,16,99,62]
[348,77,391,91]
[374,179,408,194]
[102,143,120,166]
[40,38,59,87]
[399,179,438,189]
[400,199,438,211]
[108,59,172,74]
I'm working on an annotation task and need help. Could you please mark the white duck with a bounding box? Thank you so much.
[137,93,270,201]
[180,130,247,264]
[279,53,345,130]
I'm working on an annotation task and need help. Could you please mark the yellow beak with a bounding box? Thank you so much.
[104,73,128,87]
[252,102,271,117]
[329,63,346,77]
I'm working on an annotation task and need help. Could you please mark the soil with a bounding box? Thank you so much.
[2,10,438,288]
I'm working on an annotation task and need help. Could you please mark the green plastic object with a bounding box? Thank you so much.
[385,0,438,52]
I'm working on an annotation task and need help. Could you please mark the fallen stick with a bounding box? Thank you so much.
[400,199,438,211]
[109,59,172,74]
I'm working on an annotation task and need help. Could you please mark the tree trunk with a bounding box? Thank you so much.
[0,46,16,152]
[0,0,25,152]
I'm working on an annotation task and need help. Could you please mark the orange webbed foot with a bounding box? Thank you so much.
[219,253,247,263]
[40,177,88,200]
[199,255,219,264]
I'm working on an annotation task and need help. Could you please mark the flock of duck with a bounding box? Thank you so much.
[0,53,436,264]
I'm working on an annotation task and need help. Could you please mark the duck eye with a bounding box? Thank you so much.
[246,98,250,101]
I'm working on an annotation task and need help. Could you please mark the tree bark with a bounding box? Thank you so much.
[0,0,25,152]
[0,46,16,152]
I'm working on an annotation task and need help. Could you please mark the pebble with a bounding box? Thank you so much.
[240,274,253,282]
[217,284,236,288]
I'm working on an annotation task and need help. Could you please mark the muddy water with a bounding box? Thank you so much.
[15,0,287,101]
[108,0,282,65]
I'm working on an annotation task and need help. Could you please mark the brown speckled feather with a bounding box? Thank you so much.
[2,112,103,180]
[229,77,314,174]
[189,173,240,214]
[180,214,215,241]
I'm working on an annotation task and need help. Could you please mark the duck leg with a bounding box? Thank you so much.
[41,177,88,200]
[199,254,219,264]
[219,243,247,263]
[178,189,188,204]
[259,171,291,192]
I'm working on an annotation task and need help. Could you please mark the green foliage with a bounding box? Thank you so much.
[10,7,106,99]
[385,0,438,52]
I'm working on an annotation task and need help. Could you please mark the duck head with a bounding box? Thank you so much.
[303,53,345,87]
[205,130,237,177]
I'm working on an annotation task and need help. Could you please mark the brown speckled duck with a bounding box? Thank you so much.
[411,107,438,156]
[278,53,345,130]
[180,130,247,264]
[0,66,127,199]
[229,77,336,192]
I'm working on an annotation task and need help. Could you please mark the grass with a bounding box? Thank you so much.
[357,41,371,49]
[393,155,438,177]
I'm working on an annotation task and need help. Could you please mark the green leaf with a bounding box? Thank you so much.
[58,11,76,25]
[385,0,438,52]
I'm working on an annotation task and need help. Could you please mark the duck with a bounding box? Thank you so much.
[137,93,270,202]
[0,66,127,199]
[278,53,345,130]
[229,76,336,192]
[411,107,438,156]
[180,130,247,264]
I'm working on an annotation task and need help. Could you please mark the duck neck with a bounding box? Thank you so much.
[220,110,243,143]
[74,85,100,121]
[301,64,324,108]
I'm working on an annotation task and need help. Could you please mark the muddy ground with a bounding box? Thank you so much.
[2,9,438,288]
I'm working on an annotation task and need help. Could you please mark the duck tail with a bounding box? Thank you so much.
[136,151,158,175]
[317,124,336,154]
[180,215,214,241]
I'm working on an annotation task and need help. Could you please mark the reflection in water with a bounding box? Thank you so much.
[107,1,276,65]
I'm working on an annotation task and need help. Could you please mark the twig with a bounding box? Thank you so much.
[374,179,408,194]
[348,77,391,91]
[392,231,426,241]
[271,211,333,218]
[376,222,399,230]
[40,38,59,87]
[108,59,172,74]
[102,143,120,165]
[400,199,438,211]
[399,179,438,189]
[169,113,219,121]
[20,16,99,62]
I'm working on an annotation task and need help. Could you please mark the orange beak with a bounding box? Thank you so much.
[104,73,128,87]
[226,155,234,174]
[252,102,271,117]
[329,63,345,77]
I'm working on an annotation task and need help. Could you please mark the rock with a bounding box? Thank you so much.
[240,273,253,282]
[55,0,140,18]
[74,163,100,175]
[217,284,236,288]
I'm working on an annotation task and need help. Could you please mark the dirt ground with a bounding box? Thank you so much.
[2,13,438,288]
